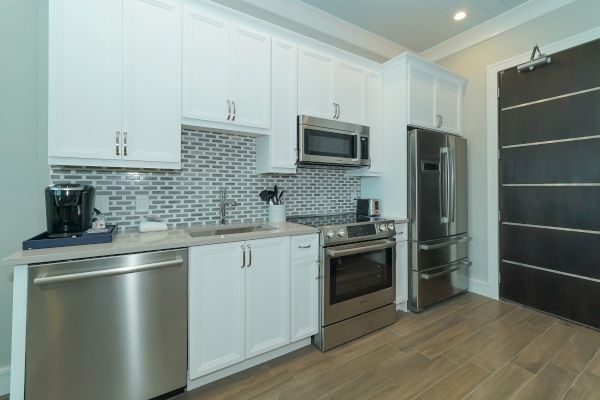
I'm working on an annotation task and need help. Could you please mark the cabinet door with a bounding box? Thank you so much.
[245,237,290,358]
[183,9,230,123]
[270,39,298,169]
[48,0,123,160]
[291,258,319,342]
[298,48,334,119]
[189,243,246,379]
[123,0,181,163]
[333,61,366,124]
[407,63,436,130]
[230,26,271,129]
[365,71,383,173]
[435,76,463,135]
[396,240,409,307]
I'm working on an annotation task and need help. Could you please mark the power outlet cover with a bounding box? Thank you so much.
[136,195,150,213]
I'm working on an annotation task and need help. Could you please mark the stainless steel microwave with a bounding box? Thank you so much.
[297,115,370,167]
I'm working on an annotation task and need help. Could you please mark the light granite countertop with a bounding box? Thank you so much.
[1,222,319,267]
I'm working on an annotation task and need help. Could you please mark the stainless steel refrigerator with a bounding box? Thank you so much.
[408,128,471,312]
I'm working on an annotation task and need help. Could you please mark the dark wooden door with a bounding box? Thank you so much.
[498,38,600,328]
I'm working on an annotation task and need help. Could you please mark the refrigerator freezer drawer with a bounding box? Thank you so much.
[409,259,470,312]
[411,234,470,271]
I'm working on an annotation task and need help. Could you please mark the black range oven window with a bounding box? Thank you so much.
[329,246,393,304]
[304,129,357,159]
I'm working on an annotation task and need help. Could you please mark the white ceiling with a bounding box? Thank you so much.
[300,0,529,52]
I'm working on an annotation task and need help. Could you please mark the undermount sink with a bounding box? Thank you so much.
[187,225,277,238]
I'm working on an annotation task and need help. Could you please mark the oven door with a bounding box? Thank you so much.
[323,239,396,326]
[298,124,360,166]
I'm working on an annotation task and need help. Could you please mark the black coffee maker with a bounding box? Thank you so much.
[45,184,96,237]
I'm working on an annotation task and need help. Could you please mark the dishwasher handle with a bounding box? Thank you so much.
[34,258,184,285]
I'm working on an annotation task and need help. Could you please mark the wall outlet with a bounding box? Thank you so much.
[136,195,150,213]
[95,195,110,214]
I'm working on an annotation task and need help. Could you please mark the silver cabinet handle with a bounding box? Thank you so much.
[232,101,236,121]
[123,131,128,156]
[116,131,120,156]
[336,104,341,119]
[227,100,231,120]
[333,103,337,119]
[34,258,183,285]
[436,114,443,128]
[298,244,311,249]
[241,244,246,268]
[327,240,396,257]
[420,261,471,280]
[246,244,252,267]
[420,236,471,251]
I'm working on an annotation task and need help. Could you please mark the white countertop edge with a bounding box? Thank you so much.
[2,222,319,268]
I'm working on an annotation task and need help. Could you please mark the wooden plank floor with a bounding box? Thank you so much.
[175,293,600,400]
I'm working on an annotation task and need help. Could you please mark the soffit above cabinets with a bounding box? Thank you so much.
[300,0,528,53]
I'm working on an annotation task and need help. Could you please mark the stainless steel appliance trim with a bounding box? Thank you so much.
[501,86,600,111]
[502,221,600,235]
[326,239,396,257]
[419,236,471,250]
[314,303,396,351]
[33,258,183,285]
[421,260,471,280]
[298,115,369,134]
[503,259,600,283]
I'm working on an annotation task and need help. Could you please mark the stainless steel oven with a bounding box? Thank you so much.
[297,115,370,167]
[323,239,396,326]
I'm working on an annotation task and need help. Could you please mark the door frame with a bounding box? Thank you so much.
[484,26,600,300]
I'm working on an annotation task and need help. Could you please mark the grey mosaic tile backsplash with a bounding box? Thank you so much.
[50,130,362,231]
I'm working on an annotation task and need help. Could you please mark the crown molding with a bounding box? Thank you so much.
[210,0,406,62]
[420,0,576,62]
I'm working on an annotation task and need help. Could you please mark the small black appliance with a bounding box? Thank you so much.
[45,184,96,237]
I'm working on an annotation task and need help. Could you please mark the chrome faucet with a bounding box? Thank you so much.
[219,188,241,225]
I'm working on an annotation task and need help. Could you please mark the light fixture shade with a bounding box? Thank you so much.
[454,11,467,21]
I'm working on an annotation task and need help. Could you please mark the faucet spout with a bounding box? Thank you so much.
[219,188,240,225]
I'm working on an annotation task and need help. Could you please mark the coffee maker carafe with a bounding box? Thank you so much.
[45,184,95,237]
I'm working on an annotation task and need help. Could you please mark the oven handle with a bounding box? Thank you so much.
[420,261,472,280]
[326,240,396,257]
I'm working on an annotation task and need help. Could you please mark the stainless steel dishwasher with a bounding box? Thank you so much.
[25,249,188,400]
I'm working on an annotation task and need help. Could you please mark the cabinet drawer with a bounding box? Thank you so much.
[291,234,318,260]
[395,223,408,241]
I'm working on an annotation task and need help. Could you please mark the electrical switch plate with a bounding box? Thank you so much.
[95,195,110,214]
[136,195,150,213]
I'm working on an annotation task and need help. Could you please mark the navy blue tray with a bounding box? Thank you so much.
[23,225,118,250]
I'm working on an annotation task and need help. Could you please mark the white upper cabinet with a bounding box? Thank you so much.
[48,0,123,162]
[230,26,271,129]
[333,61,366,125]
[123,0,182,163]
[298,47,367,124]
[183,7,271,131]
[48,0,182,168]
[183,11,231,124]
[407,56,465,135]
[298,48,335,119]
[256,39,298,174]
[365,70,383,174]
[244,237,290,358]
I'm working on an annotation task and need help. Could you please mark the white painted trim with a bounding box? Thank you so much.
[9,265,28,400]
[486,26,600,301]
[468,278,492,298]
[421,0,576,62]
[187,338,311,390]
[0,366,9,396]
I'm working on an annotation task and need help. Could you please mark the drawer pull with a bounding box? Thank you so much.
[298,244,312,249]
[420,261,472,280]
[420,236,471,251]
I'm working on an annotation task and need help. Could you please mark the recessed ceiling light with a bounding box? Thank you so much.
[454,11,467,21]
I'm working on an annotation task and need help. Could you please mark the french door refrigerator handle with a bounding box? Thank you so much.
[419,236,471,251]
[33,258,184,285]
[450,147,456,222]
[440,147,449,223]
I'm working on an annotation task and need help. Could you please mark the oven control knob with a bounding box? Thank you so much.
[387,223,395,231]
[337,229,346,237]
[379,223,387,232]
[326,230,335,239]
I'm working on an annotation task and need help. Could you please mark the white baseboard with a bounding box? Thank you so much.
[0,366,10,396]
[469,278,498,300]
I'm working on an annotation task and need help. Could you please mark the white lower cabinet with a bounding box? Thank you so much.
[244,237,290,358]
[189,235,318,381]
[395,223,409,310]
[290,235,319,341]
